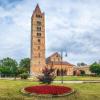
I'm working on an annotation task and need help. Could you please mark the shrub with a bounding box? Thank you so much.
[37,67,56,84]
[20,73,29,79]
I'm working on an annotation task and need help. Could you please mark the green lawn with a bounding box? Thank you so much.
[55,76,100,81]
[32,76,100,82]
[0,79,100,100]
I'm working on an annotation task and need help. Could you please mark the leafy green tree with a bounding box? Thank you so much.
[20,72,29,79]
[77,62,87,66]
[0,57,18,77]
[19,58,30,73]
[90,62,100,75]
[10,65,19,79]
[0,57,17,67]
[0,66,11,77]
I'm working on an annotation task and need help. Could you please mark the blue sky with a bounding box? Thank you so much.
[0,0,100,65]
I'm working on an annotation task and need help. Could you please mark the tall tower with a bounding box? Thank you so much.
[31,4,45,75]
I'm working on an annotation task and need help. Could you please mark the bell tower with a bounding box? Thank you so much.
[30,4,45,75]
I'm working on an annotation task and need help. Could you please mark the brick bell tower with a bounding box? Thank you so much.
[30,4,46,75]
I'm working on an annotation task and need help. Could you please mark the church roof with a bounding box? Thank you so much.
[46,52,74,66]
[47,52,60,58]
[46,52,60,63]
[47,61,74,66]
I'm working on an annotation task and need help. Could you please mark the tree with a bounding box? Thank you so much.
[90,62,100,75]
[37,67,56,84]
[0,57,18,77]
[19,58,30,73]
[10,65,18,79]
[77,62,87,66]
[20,72,29,79]
[0,57,18,68]
[0,66,11,77]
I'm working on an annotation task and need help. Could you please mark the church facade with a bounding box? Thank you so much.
[30,4,74,76]
[46,52,74,75]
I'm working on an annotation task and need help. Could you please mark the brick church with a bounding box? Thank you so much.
[30,4,74,76]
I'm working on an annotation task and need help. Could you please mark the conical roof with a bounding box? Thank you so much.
[34,4,41,13]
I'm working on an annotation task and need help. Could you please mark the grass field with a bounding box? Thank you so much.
[31,76,100,81]
[0,79,100,100]
[54,76,100,81]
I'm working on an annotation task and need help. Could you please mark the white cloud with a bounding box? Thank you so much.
[0,0,100,64]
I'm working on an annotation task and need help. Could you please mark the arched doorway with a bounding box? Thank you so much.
[63,69,67,76]
[73,70,80,76]
[80,70,85,76]
[57,69,67,76]
[73,70,76,76]
[57,69,60,76]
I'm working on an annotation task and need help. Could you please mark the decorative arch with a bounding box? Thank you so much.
[80,70,85,75]
[73,70,80,76]
[63,69,67,76]
[57,69,60,76]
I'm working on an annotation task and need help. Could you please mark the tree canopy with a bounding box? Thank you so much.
[19,58,30,73]
[0,57,18,77]
[90,62,100,75]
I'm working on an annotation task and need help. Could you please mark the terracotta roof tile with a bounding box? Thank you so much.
[47,61,74,66]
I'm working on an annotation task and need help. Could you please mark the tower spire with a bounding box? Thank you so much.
[34,4,41,13]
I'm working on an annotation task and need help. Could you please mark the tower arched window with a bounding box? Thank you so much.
[38,39,41,43]
[37,21,41,26]
[36,15,42,18]
[37,27,41,31]
[37,33,41,37]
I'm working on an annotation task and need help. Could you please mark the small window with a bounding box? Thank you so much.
[38,39,40,43]
[37,33,41,37]
[37,21,41,26]
[37,27,41,31]
[36,15,42,18]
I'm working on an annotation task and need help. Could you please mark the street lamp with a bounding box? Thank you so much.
[60,51,67,84]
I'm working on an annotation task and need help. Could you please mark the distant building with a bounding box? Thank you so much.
[30,4,74,76]
[73,65,91,75]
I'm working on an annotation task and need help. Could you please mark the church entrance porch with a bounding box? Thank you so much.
[56,69,67,76]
